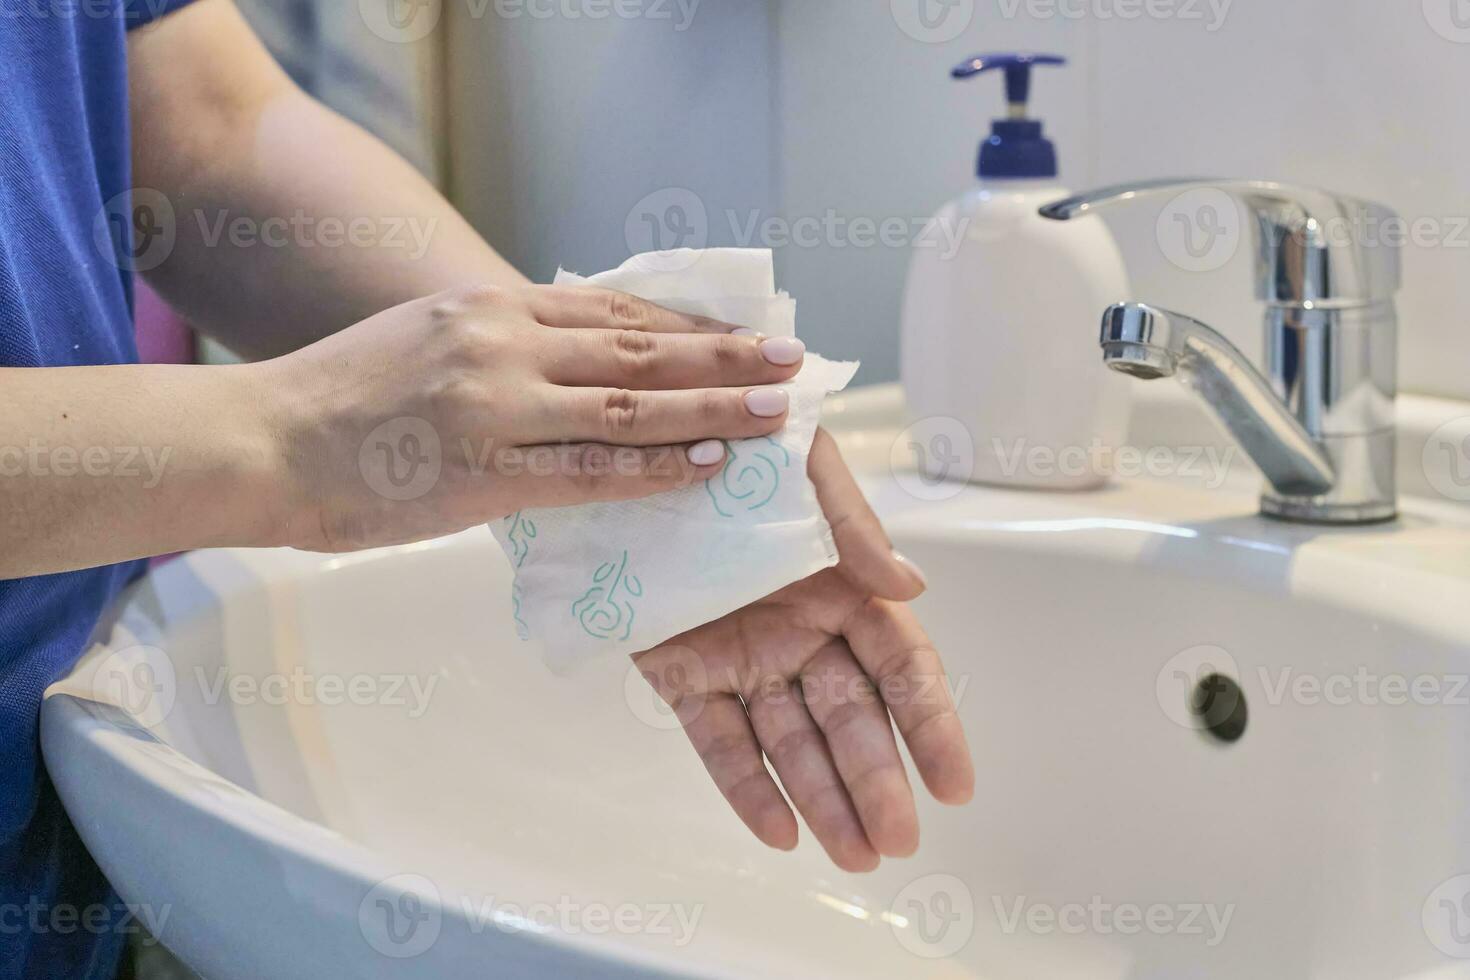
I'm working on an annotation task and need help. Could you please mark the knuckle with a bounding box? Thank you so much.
[606,290,653,328]
[873,641,931,685]
[613,328,657,357]
[697,388,728,422]
[711,336,746,371]
[822,696,872,737]
[600,388,643,437]
[563,446,600,493]
[702,731,752,769]
[610,329,659,374]
[770,726,824,767]
[430,295,467,323]
[441,318,504,367]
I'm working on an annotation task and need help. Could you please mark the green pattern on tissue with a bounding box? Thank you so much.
[505,512,538,640]
[705,437,791,518]
[572,550,643,642]
[505,512,538,568]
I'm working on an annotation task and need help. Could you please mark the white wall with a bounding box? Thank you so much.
[445,0,778,283]
[447,0,1468,398]
[774,0,1470,396]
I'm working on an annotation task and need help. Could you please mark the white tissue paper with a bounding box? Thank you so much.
[491,248,859,672]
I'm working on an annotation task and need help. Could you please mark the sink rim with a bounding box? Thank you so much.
[828,382,1470,525]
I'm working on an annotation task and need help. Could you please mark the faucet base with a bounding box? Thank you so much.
[1260,498,1398,526]
[1258,429,1399,526]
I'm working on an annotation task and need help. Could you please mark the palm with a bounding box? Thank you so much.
[633,431,974,872]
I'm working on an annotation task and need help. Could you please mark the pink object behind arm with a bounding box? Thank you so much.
[134,278,196,365]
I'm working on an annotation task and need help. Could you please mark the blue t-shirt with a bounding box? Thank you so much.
[1,1,196,976]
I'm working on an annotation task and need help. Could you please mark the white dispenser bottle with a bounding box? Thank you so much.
[901,53,1131,491]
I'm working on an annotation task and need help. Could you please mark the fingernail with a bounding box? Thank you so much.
[893,550,927,589]
[731,327,762,337]
[744,388,789,418]
[760,337,806,366]
[689,440,726,467]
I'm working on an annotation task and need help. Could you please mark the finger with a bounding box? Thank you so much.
[746,673,881,873]
[537,328,804,392]
[809,430,926,602]
[800,642,920,858]
[501,441,726,510]
[679,691,799,852]
[844,598,974,806]
[528,386,789,447]
[523,286,745,335]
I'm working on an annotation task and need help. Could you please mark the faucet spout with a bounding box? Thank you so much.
[1045,177,1397,524]
[1101,303,1335,498]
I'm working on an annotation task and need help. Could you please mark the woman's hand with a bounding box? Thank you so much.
[265,284,807,553]
[632,430,974,872]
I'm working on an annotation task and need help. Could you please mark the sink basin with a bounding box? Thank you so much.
[42,385,1470,979]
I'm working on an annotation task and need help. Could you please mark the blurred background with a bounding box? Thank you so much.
[223,0,1470,398]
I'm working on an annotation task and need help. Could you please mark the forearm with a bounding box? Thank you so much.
[129,0,526,360]
[0,364,288,578]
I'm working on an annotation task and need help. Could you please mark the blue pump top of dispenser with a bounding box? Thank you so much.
[952,53,1065,179]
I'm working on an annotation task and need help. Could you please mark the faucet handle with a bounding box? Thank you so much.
[1038,178,1401,306]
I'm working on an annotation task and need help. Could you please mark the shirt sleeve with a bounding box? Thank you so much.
[123,0,201,30]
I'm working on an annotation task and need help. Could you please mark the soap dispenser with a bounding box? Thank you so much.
[900,53,1131,490]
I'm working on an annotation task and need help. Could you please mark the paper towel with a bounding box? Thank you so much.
[491,249,859,672]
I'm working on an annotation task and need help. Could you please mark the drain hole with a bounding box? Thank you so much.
[1191,673,1247,744]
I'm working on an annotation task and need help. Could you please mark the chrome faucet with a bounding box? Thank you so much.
[1039,179,1401,525]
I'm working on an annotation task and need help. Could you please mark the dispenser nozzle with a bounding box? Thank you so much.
[952,52,1066,117]
[950,52,1067,180]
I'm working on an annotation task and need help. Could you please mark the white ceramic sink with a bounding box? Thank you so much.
[42,385,1470,979]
